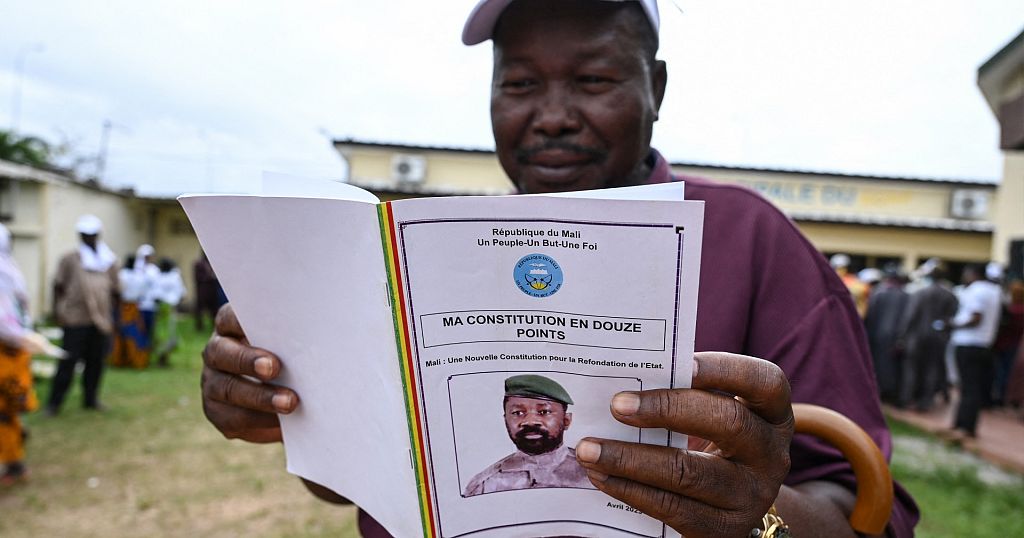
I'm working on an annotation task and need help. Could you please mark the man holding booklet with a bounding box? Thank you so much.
[199,0,917,536]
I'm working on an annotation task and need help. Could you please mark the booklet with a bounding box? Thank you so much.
[179,175,704,538]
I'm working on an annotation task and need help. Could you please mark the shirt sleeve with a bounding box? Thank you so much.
[54,254,72,289]
[769,292,919,538]
[713,180,917,536]
[0,298,26,345]
[109,263,121,296]
[681,177,919,537]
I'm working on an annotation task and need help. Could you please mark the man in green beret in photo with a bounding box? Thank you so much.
[463,374,595,496]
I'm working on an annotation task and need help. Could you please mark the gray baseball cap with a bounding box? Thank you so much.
[462,0,660,45]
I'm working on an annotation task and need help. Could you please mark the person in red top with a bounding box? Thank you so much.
[199,1,918,536]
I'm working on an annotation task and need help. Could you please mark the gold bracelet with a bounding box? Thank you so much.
[749,504,791,538]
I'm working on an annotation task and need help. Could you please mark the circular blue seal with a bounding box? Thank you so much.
[513,253,563,298]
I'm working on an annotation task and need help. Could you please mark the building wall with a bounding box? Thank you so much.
[676,166,994,222]
[427,153,512,193]
[6,181,45,319]
[992,151,1024,266]
[673,165,996,272]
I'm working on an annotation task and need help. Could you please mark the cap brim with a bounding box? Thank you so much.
[462,0,516,45]
[462,0,660,46]
[506,390,572,406]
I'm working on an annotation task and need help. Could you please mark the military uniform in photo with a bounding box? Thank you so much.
[463,374,594,496]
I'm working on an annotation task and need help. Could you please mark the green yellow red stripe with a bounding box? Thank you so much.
[378,202,437,537]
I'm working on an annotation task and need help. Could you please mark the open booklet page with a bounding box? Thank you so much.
[180,181,704,538]
[178,192,422,538]
[383,193,704,538]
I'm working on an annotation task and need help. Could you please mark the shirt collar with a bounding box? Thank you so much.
[643,149,673,185]
[502,443,572,471]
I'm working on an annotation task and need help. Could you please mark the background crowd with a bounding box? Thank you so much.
[832,253,1024,441]
[0,214,224,485]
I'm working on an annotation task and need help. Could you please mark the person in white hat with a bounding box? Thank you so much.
[198,1,916,536]
[948,263,1003,438]
[830,253,870,317]
[45,214,120,414]
[985,261,1004,283]
[108,245,159,369]
[134,244,160,363]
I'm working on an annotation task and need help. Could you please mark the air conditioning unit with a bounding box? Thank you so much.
[949,189,990,220]
[391,154,427,184]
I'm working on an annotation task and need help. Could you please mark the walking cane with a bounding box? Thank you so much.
[793,403,894,535]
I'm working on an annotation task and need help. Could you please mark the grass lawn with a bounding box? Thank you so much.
[3,317,1023,537]
[887,420,1024,538]
[0,318,358,537]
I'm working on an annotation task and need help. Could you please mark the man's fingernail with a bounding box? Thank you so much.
[576,440,601,463]
[586,469,609,483]
[611,392,641,415]
[254,357,274,378]
[692,357,699,379]
[272,393,294,412]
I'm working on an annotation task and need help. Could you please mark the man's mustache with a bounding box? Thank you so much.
[515,142,605,164]
[514,424,551,440]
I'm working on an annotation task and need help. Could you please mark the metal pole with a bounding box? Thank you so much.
[10,43,45,133]
[96,119,112,180]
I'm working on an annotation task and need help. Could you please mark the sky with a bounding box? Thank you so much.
[0,1,1021,196]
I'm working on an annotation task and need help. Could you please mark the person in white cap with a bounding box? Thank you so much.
[153,257,186,367]
[45,214,120,414]
[109,252,147,368]
[830,253,870,317]
[109,247,159,369]
[985,261,1004,283]
[948,263,1003,438]
[199,1,917,536]
[896,262,957,410]
[135,244,160,364]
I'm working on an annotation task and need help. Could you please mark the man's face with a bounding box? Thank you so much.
[80,233,98,250]
[962,267,979,285]
[490,0,666,194]
[504,395,572,455]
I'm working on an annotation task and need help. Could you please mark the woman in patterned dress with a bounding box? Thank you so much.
[0,223,38,485]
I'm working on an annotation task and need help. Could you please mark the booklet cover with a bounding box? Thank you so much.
[180,177,704,538]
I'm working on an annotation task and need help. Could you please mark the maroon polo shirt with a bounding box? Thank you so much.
[358,151,918,537]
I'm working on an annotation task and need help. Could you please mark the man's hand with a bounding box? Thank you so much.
[576,351,794,538]
[200,303,299,443]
